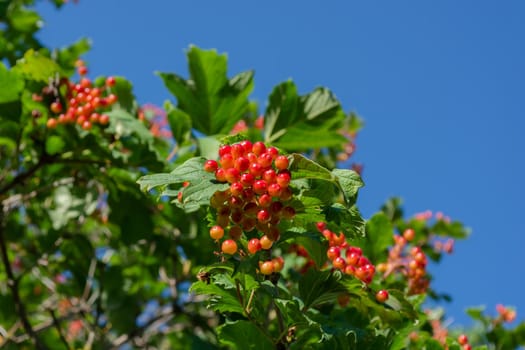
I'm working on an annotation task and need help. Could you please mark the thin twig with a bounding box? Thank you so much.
[49,310,71,350]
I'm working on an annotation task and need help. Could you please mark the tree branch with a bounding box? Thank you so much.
[0,212,46,350]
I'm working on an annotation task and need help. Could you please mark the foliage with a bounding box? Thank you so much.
[0,1,523,349]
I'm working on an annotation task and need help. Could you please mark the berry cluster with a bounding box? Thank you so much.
[457,334,472,350]
[204,141,295,275]
[45,60,117,130]
[377,228,429,295]
[496,304,517,323]
[317,222,376,284]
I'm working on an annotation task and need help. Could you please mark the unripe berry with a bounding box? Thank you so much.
[225,168,241,183]
[204,160,219,173]
[220,154,234,169]
[46,118,58,129]
[376,290,389,303]
[260,235,273,250]
[258,153,273,168]
[252,141,266,155]
[247,238,262,254]
[209,226,224,240]
[333,257,346,270]
[403,228,415,241]
[259,260,274,275]
[274,155,289,170]
[243,202,259,217]
[221,239,238,255]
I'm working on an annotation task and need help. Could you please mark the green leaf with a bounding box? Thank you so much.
[290,153,335,182]
[137,157,229,211]
[189,281,245,314]
[10,6,41,33]
[264,82,346,151]
[362,212,394,263]
[106,108,153,142]
[0,62,24,103]
[299,269,346,310]
[332,168,364,205]
[323,204,366,238]
[45,135,65,155]
[217,320,275,350]
[13,49,61,82]
[164,100,192,145]
[158,46,253,135]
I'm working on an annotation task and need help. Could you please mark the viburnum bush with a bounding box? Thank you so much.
[0,1,524,349]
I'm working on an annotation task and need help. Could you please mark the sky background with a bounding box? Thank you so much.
[35,0,525,327]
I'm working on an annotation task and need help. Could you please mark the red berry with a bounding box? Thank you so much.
[215,168,227,182]
[204,160,219,173]
[259,260,274,275]
[234,156,250,172]
[82,120,92,130]
[375,290,389,303]
[266,146,279,159]
[106,76,116,87]
[218,145,232,157]
[240,173,255,187]
[316,222,326,232]
[333,257,346,270]
[274,155,289,170]
[240,140,253,153]
[230,182,244,196]
[327,246,340,261]
[263,169,277,184]
[276,171,291,187]
[458,334,468,346]
[209,226,224,240]
[77,66,88,76]
[221,239,238,255]
[258,194,272,208]
[272,256,285,272]
[257,209,271,223]
[249,162,263,177]
[268,183,282,197]
[253,180,268,195]
[50,101,62,114]
[99,114,110,125]
[247,238,262,254]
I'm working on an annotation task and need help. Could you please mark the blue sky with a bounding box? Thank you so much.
[35,1,525,327]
